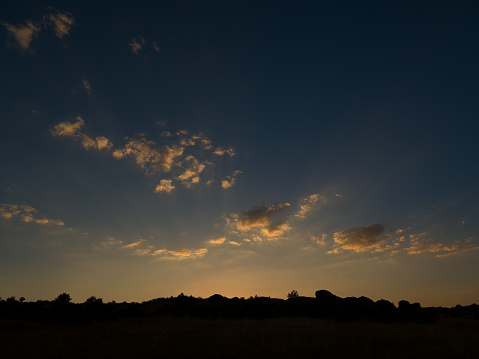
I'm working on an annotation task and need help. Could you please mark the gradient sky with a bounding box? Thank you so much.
[1,0,478,306]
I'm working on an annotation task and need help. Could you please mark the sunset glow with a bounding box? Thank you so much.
[1,1,478,307]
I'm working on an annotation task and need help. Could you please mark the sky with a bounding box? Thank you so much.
[1,0,478,307]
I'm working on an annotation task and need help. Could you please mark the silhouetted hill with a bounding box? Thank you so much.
[1,290,478,323]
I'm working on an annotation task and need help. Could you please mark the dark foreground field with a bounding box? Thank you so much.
[1,316,478,359]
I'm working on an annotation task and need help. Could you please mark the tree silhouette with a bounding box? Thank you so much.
[55,293,72,304]
[287,290,299,299]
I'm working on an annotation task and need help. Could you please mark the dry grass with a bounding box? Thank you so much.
[1,316,479,358]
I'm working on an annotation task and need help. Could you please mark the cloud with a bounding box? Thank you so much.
[113,136,184,175]
[129,37,145,54]
[222,170,242,189]
[227,203,291,238]
[260,221,291,237]
[81,136,113,151]
[122,239,145,249]
[213,147,235,156]
[116,238,208,260]
[50,116,113,151]
[177,156,208,187]
[155,179,175,194]
[153,248,208,260]
[0,203,64,226]
[50,116,84,137]
[330,224,385,253]
[405,233,479,257]
[295,194,326,218]
[45,9,75,39]
[95,237,123,249]
[208,237,226,245]
[51,118,238,192]
[2,20,40,51]
[82,79,91,95]
[2,8,74,52]
[310,234,327,246]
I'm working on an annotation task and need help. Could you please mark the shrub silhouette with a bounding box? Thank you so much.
[287,290,299,299]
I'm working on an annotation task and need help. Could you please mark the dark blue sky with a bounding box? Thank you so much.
[1,0,478,305]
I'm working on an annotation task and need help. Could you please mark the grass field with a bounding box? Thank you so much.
[1,316,479,358]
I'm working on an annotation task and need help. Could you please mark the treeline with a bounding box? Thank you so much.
[1,290,478,323]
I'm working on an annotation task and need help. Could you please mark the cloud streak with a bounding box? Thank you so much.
[45,9,75,39]
[295,194,326,218]
[0,203,64,226]
[2,8,74,52]
[51,118,238,192]
[222,170,242,189]
[2,20,40,51]
[51,116,113,151]
[119,238,208,260]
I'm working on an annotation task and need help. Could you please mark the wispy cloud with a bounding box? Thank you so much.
[153,248,208,260]
[295,194,326,218]
[129,37,145,54]
[2,8,74,52]
[45,8,75,39]
[119,238,208,260]
[1,20,40,51]
[213,147,235,156]
[221,170,242,189]
[405,233,479,257]
[122,239,145,249]
[51,116,113,151]
[208,237,226,245]
[113,136,184,174]
[82,79,91,95]
[0,203,64,226]
[51,118,238,192]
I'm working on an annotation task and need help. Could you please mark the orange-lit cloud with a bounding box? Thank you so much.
[227,203,291,239]
[405,233,479,257]
[155,179,175,194]
[295,194,326,218]
[2,8,74,52]
[221,170,242,189]
[50,116,85,137]
[0,203,64,226]
[117,238,208,260]
[51,118,238,191]
[208,237,226,245]
[213,147,235,156]
[154,248,208,260]
[51,116,113,151]
[2,20,40,51]
[45,9,75,39]
[129,37,144,54]
[330,224,385,253]
[122,239,145,249]
[81,135,113,151]
[113,136,184,174]
[177,156,208,187]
